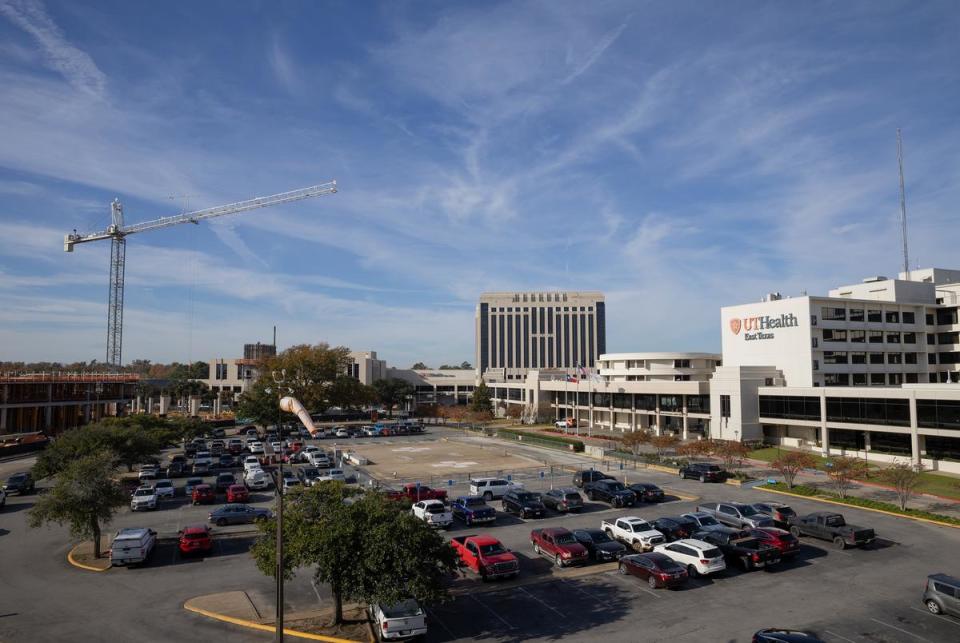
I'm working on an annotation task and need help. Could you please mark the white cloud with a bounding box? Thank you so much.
[0,0,106,97]
[267,34,298,92]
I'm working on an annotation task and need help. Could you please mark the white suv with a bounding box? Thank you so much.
[653,539,727,577]
[469,477,523,501]
[153,479,175,500]
[130,486,158,511]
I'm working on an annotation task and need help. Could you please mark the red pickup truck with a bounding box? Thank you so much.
[450,534,519,581]
[530,527,589,568]
[386,483,448,503]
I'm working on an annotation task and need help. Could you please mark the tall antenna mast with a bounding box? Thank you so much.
[897,128,910,279]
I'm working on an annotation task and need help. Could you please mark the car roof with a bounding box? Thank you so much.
[929,573,960,586]
[621,516,649,524]
[116,528,152,538]
[685,511,712,518]
[671,538,713,550]
[538,527,572,536]
[471,477,506,483]
[181,525,209,535]
[457,495,485,502]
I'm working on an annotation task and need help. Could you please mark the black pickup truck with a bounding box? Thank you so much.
[787,512,875,550]
[693,528,781,571]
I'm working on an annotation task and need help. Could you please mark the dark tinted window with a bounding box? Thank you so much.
[933,582,958,598]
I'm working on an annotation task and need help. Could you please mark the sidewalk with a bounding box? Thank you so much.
[740,459,960,519]
[184,590,369,642]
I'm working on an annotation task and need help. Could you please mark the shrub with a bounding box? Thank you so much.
[496,428,584,452]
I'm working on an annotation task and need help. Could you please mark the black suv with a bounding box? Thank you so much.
[628,482,665,502]
[501,490,546,519]
[652,515,698,541]
[679,462,726,482]
[583,480,636,507]
[573,469,614,488]
[3,472,35,494]
[214,472,236,493]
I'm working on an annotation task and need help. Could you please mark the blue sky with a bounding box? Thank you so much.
[1,1,958,368]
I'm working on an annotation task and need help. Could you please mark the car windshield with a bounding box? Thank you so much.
[705,465,721,471]
[516,493,539,502]
[778,507,796,516]
[564,494,581,502]
[698,515,719,526]
[465,498,484,507]
[183,533,207,540]
[608,482,626,491]
[479,543,506,556]
[739,505,759,516]
[555,533,576,545]
[134,489,153,497]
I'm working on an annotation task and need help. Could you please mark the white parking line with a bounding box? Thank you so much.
[519,586,565,619]
[823,629,857,643]
[909,606,960,628]
[559,578,605,603]
[870,618,932,641]
[606,570,662,599]
[470,594,514,630]
[426,608,457,640]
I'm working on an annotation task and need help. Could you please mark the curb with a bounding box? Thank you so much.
[758,486,960,530]
[67,544,111,572]
[183,601,363,642]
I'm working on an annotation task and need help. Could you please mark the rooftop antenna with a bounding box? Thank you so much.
[897,129,910,280]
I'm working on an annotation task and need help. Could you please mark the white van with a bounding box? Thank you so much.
[111,528,157,566]
[245,469,271,490]
[318,468,346,483]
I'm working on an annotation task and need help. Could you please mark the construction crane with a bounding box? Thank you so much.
[64,181,338,366]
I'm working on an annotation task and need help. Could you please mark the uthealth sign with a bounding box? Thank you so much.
[729,313,798,341]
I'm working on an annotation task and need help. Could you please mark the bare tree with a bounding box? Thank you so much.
[771,451,819,489]
[714,440,752,469]
[824,456,869,499]
[649,434,679,462]
[621,429,652,456]
[878,460,925,510]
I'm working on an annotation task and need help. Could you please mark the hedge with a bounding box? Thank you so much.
[761,482,960,526]
[496,428,585,452]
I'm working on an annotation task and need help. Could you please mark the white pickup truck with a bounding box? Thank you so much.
[370,599,428,641]
[411,499,453,529]
[601,516,666,552]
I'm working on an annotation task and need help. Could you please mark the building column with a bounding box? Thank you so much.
[654,404,662,436]
[159,395,170,415]
[44,405,52,429]
[682,412,689,441]
[819,394,829,457]
[909,392,921,466]
[0,406,6,431]
[863,431,871,454]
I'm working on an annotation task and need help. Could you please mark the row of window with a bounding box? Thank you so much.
[761,395,960,430]
[821,329,917,343]
[819,351,920,365]
[823,373,917,386]
[490,306,593,313]
[819,307,917,324]
[542,391,711,413]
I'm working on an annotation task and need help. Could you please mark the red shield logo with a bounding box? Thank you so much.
[729,318,742,335]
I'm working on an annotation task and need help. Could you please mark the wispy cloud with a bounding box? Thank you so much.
[0,0,106,97]
[267,33,298,92]
[562,19,629,85]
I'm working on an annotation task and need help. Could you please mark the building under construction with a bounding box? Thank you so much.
[0,372,138,435]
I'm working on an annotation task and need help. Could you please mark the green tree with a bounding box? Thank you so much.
[470,381,492,414]
[238,343,353,425]
[411,362,429,370]
[327,376,378,411]
[460,361,472,369]
[251,484,456,626]
[372,378,415,418]
[28,452,128,559]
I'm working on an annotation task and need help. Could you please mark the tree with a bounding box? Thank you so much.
[238,343,353,425]
[649,434,679,461]
[676,440,710,458]
[460,361,472,369]
[411,362,429,370]
[714,440,752,469]
[878,460,925,510]
[824,456,869,499]
[251,484,456,625]
[470,381,492,414]
[771,451,819,489]
[621,430,652,456]
[372,378,415,418]
[327,376,378,411]
[28,452,128,558]
[505,405,523,420]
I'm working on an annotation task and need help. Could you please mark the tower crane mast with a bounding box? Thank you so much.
[64,181,337,366]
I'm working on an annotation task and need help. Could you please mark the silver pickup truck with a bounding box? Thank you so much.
[696,502,776,529]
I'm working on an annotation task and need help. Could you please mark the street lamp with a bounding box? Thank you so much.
[267,369,291,643]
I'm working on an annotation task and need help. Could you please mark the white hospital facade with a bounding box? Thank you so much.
[487,268,960,473]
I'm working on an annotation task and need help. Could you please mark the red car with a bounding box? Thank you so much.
[618,552,688,589]
[191,484,216,505]
[226,484,250,503]
[178,525,213,556]
[748,527,801,557]
[531,527,589,567]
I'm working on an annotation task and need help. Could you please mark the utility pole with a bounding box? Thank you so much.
[897,129,910,280]
[271,366,287,643]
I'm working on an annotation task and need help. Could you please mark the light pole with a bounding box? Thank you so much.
[268,370,289,643]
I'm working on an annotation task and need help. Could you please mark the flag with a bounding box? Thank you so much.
[565,374,578,383]
[578,364,587,378]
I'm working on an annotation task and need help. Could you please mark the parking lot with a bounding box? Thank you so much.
[3,427,960,642]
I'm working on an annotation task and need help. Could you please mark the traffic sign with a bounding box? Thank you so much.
[447,479,454,486]
[539,471,545,479]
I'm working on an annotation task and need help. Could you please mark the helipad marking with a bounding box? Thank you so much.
[391,447,432,453]
[430,461,479,469]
